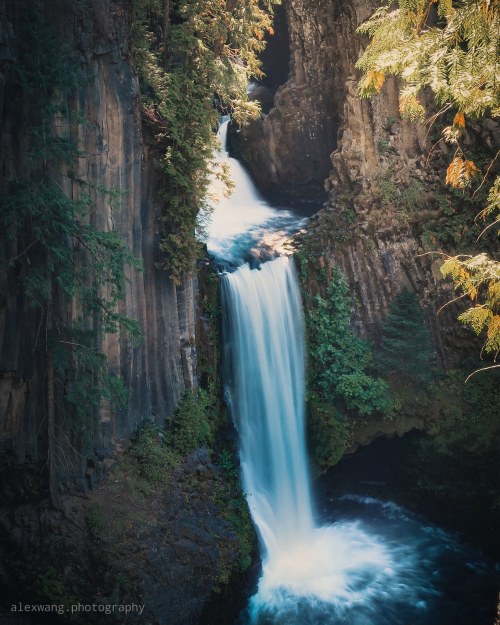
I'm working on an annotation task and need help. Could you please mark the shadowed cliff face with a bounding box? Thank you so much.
[229,0,354,203]
[0,1,196,472]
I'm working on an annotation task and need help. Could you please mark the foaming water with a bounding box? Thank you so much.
[206,119,306,265]
[241,495,498,625]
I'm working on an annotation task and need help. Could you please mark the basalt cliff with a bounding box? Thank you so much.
[233,0,499,366]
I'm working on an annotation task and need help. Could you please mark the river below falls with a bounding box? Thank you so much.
[206,119,500,625]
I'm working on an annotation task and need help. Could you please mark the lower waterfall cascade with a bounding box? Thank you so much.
[208,120,499,625]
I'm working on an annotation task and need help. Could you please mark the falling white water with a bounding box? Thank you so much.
[222,258,400,623]
[222,257,314,550]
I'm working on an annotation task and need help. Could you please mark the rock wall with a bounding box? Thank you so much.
[229,0,354,203]
[0,1,196,474]
[235,0,492,366]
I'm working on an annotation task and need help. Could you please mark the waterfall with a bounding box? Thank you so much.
[222,257,314,555]
[211,119,498,625]
[206,119,306,266]
[222,257,393,622]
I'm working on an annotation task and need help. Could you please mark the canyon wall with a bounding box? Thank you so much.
[236,0,499,366]
[0,1,196,477]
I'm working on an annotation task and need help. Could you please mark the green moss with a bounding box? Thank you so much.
[215,450,256,581]
[307,397,349,476]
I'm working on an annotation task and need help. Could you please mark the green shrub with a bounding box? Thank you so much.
[166,390,213,457]
[377,136,390,152]
[307,397,348,475]
[298,260,394,473]
[305,267,393,418]
[129,420,174,484]
[375,169,423,216]
[337,371,394,416]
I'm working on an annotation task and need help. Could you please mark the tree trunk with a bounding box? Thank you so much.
[47,283,60,509]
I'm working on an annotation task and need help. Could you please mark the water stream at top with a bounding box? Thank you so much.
[207,119,498,625]
[206,118,307,266]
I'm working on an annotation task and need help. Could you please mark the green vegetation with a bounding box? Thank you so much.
[132,0,279,283]
[7,560,79,610]
[86,503,107,544]
[375,168,424,219]
[166,390,214,458]
[356,0,500,374]
[128,420,176,486]
[302,264,393,416]
[377,136,391,153]
[297,253,394,473]
[376,288,434,381]
[0,13,142,504]
[307,399,349,475]
[215,450,256,582]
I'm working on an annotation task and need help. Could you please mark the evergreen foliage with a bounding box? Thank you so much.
[297,254,394,473]
[356,0,500,374]
[132,0,279,283]
[166,389,214,457]
[305,266,393,417]
[356,0,499,119]
[377,288,435,379]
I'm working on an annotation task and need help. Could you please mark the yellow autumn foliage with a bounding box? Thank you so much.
[445,157,479,189]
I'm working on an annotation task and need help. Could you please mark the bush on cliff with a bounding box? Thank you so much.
[376,288,435,381]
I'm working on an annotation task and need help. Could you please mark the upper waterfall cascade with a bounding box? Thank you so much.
[206,118,306,266]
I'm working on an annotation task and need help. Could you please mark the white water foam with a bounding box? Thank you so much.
[206,120,305,265]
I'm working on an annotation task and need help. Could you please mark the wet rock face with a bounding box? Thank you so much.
[0,1,196,469]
